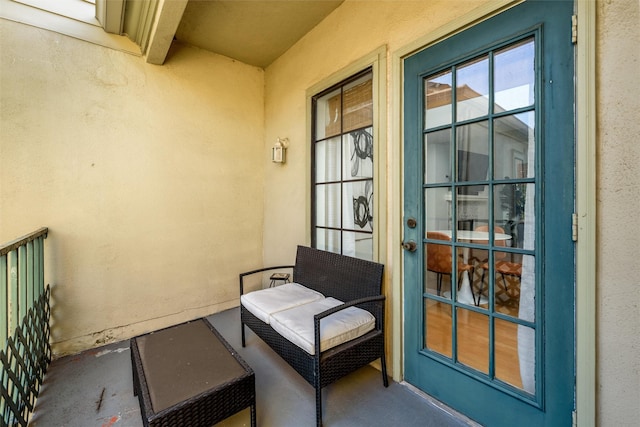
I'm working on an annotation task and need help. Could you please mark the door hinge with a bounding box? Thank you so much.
[572,213,578,241]
[572,14,578,44]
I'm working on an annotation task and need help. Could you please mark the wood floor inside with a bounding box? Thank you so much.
[425,272,525,390]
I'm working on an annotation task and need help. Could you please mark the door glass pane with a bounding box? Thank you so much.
[425,300,452,357]
[315,136,341,183]
[424,129,452,184]
[457,307,488,373]
[344,127,373,179]
[425,237,452,299]
[425,187,451,233]
[495,319,535,395]
[494,112,534,180]
[456,184,489,243]
[494,251,523,317]
[425,70,452,129]
[456,55,489,121]
[315,183,340,228]
[495,183,534,250]
[494,38,535,112]
[456,122,489,200]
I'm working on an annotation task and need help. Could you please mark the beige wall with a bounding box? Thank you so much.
[0,20,265,355]
[262,0,640,425]
[1,0,639,424]
[596,0,640,425]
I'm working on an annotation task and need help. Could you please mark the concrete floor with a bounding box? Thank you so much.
[29,308,477,427]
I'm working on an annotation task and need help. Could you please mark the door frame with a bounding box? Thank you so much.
[388,0,596,424]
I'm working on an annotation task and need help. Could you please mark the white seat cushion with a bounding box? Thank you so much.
[269,297,375,355]
[240,282,325,324]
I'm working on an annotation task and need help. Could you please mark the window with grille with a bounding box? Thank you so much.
[311,69,374,260]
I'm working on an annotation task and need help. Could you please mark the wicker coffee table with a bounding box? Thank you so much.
[130,318,256,427]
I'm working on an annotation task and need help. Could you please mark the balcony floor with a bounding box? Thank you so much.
[29,307,477,426]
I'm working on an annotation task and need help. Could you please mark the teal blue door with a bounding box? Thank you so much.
[403,1,575,425]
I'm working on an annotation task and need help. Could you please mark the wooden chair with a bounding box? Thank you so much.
[426,231,475,298]
[474,226,522,302]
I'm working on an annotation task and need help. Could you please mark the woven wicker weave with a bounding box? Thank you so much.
[240,246,387,427]
[131,318,256,427]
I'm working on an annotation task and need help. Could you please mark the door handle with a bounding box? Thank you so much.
[402,240,417,252]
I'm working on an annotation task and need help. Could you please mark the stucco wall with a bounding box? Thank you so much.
[596,0,640,425]
[262,0,640,424]
[0,20,265,355]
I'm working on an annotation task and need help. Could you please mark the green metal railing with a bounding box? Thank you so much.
[1,228,51,427]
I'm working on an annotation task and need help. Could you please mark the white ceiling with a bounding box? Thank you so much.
[174,0,344,68]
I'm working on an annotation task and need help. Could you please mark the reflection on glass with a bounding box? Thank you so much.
[424,129,452,184]
[457,307,488,373]
[315,137,341,183]
[494,183,533,250]
[456,185,488,236]
[425,236,453,299]
[495,319,533,394]
[315,183,340,228]
[457,55,489,121]
[493,112,535,180]
[425,300,452,357]
[315,88,342,140]
[456,122,489,192]
[344,181,373,232]
[316,228,340,254]
[494,38,535,112]
[425,187,451,232]
[343,231,373,260]
[425,70,452,129]
[344,127,373,179]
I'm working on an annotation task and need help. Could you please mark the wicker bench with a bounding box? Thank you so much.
[130,318,256,427]
[239,246,387,427]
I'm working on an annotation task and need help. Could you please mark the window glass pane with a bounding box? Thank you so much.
[425,300,452,357]
[425,70,452,129]
[342,231,373,260]
[312,70,373,259]
[424,129,451,184]
[425,187,452,233]
[342,76,373,132]
[494,38,535,112]
[315,183,341,228]
[457,307,488,373]
[315,136,341,183]
[344,127,373,180]
[343,180,373,232]
[456,55,489,121]
[316,228,341,254]
[315,88,341,140]
[494,112,534,180]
